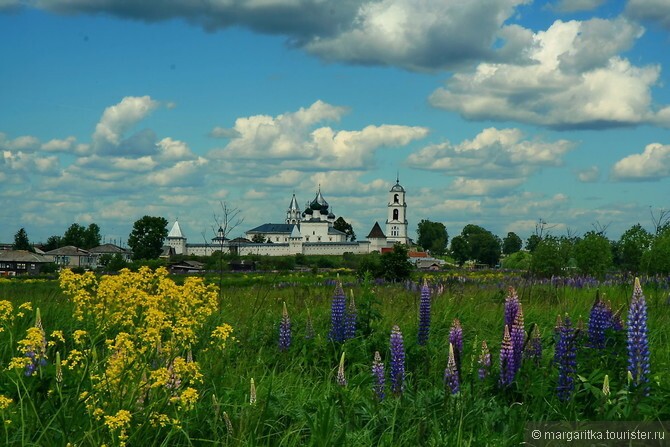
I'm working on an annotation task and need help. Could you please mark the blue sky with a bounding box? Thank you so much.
[1,0,669,246]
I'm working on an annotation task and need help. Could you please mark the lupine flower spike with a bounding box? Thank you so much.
[627,277,650,395]
[556,315,577,401]
[279,302,291,352]
[417,279,431,346]
[250,378,257,405]
[478,340,491,380]
[329,281,346,342]
[223,411,233,436]
[504,287,520,330]
[444,343,460,394]
[337,352,347,386]
[510,307,525,375]
[305,308,315,340]
[499,325,515,387]
[372,351,385,401]
[588,291,611,349]
[602,374,610,397]
[344,290,357,341]
[524,324,542,365]
[389,325,406,396]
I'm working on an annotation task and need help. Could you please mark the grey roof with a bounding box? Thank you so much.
[0,250,49,263]
[247,223,295,234]
[89,244,131,254]
[328,227,346,235]
[44,246,91,256]
[367,222,386,239]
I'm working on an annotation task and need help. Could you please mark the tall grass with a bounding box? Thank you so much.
[1,273,669,446]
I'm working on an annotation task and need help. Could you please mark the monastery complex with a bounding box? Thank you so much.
[166,179,410,257]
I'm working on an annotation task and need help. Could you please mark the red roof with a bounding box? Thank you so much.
[408,251,428,258]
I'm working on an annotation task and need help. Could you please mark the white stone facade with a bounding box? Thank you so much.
[167,181,409,257]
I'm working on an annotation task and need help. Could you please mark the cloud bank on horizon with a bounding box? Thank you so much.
[1,0,669,244]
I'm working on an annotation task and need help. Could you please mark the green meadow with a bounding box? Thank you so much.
[1,271,669,446]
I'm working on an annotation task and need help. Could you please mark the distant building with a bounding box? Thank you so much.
[166,179,411,257]
[43,246,95,268]
[0,250,51,276]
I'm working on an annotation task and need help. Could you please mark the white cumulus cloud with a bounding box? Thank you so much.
[611,143,670,181]
[625,0,670,30]
[429,17,670,129]
[92,96,160,153]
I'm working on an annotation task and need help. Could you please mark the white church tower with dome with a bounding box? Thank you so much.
[385,176,409,245]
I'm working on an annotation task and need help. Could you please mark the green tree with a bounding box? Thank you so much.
[63,223,101,249]
[62,223,87,247]
[333,217,356,241]
[573,231,613,277]
[462,224,501,267]
[13,228,33,251]
[502,232,522,255]
[615,224,653,273]
[379,243,413,282]
[525,234,542,252]
[641,231,670,275]
[128,216,169,260]
[501,251,531,270]
[530,236,563,277]
[450,235,469,266]
[43,235,62,252]
[83,223,102,249]
[416,219,449,255]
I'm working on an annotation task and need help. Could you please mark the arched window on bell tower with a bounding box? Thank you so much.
[394,194,399,204]
[393,209,399,220]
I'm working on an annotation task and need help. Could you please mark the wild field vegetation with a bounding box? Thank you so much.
[1,270,669,446]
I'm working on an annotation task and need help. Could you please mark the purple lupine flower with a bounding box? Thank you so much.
[279,302,291,352]
[478,340,491,380]
[449,318,463,355]
[627,277,650,395]
[372,351,385,401]
[556,315,577,401]
[389,325,406,396]
[305,308,315,340]
[588,292,610,349]
[417,279,432,346]
[524,324,542,365]
[344,291,357,341]
[337,352,347,387]
[444,343,460,394]
[499,325,515,387]
[504,287,520,331]
[329,281,346,342]
[449,318,463,372]
[510,307,525,375]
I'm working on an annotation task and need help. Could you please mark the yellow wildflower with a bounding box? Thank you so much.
[150,412,171,428]
[73,330,88,345]
[0,300,13,322]
[50,330,65,343]
[0,395,13,410]
[104,409,131,431]
[18,302,33,311]
[211,324,234,348]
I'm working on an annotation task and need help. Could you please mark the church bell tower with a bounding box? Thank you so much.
[385,176,408,245]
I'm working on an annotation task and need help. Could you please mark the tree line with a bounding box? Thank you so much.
[416,217,670,277]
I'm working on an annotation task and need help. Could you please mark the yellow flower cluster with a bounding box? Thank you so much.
[0,395,13,411]
[211,324,234,349]
[104,409,132,447]
[60,267,219,355]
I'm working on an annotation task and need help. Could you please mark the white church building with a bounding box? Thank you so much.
[166,179,410,257]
